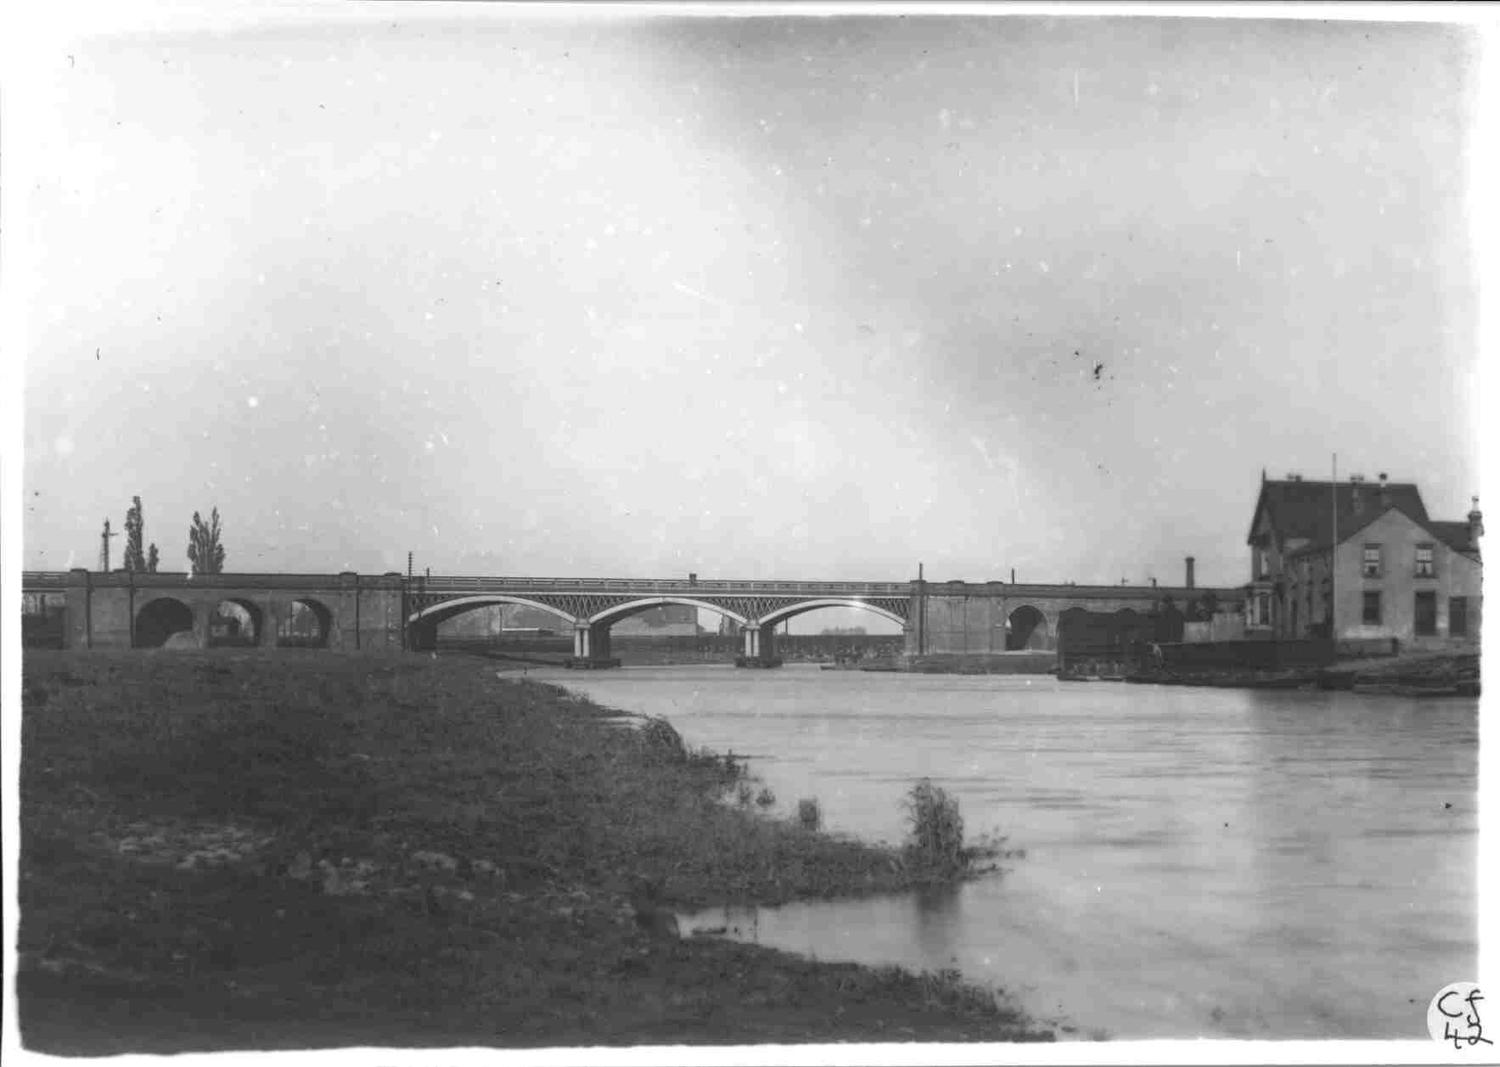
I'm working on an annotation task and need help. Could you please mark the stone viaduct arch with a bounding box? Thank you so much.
[30,571,406,652]
[1005,604,1051,650]
[134,596,195,648]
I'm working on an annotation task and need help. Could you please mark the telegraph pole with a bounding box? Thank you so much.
[99,518,118,572]
[1329,453,1338,641]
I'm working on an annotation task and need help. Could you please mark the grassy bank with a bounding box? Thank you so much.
[18,650,1050,1053]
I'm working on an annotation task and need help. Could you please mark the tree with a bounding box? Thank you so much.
[123,496,146,573]
[187,508,226,576]
[146,543,160,573]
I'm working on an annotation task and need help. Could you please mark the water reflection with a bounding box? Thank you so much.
[680,890,967,970]
[551,665,1478,1039]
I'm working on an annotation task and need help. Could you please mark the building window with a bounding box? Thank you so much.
[1414,592,1437,636]
[1450,597,1469,637]
[1362,591,1381,625]
[1362,544,1382,578]
[1415,543,1435,578]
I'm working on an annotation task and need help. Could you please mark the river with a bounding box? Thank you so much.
[532,663,1479,1040]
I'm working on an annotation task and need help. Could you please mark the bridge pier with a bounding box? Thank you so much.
[409,619,438,652]
[567,622,621,669]
[734,624,783,669]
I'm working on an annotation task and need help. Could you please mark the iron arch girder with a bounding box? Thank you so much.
[586,596,750,628]
[406,593,581,628]
[753,597,910,629]
[409,590,912,630]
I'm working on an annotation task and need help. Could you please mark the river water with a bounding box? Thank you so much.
[534,664,1479,1040]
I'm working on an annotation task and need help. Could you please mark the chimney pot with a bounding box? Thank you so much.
[1185,556,1196,589]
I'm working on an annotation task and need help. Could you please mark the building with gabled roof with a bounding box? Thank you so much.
[1245,470,1481,648]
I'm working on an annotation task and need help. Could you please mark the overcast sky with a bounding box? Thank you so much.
[14,6,1486,613]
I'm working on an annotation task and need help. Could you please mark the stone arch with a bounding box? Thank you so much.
[134,597,195,649]
[209,598,264,647]
[278,598,333,648]
[753,599,905,630]
[1005,605,1050,650]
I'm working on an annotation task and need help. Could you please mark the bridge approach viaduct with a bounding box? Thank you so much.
[21,569,1243,667]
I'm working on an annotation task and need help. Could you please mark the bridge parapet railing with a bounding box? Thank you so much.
[22,572,370,591]
[23,570,915,596]
[415,576,912,596]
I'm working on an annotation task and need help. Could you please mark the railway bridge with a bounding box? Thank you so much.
[21,568,1243,668]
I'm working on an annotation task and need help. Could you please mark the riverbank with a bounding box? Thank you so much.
[905,652,1056,675]
[1126,650,1480,695]
[18,650,1051,1053]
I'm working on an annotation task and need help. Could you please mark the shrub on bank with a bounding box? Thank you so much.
[903,779,966,877]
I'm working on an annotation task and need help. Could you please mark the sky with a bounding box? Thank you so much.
[10,4,1489,632]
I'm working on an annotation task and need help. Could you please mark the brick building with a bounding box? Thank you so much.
[1245,471,1481,649]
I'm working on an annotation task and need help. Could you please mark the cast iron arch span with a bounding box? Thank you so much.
[586,597,750,628]
[409,594,581,630]
[135,596,195,649]
[754,598,907,630]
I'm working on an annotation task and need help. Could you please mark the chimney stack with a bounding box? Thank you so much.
[1469,496,1484,542]
[1377,472,1390,509]
[1185,556,1196,589]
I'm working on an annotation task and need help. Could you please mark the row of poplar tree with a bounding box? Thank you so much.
[122,496,227,576]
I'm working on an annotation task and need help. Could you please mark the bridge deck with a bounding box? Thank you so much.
[22,570,1237,600]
